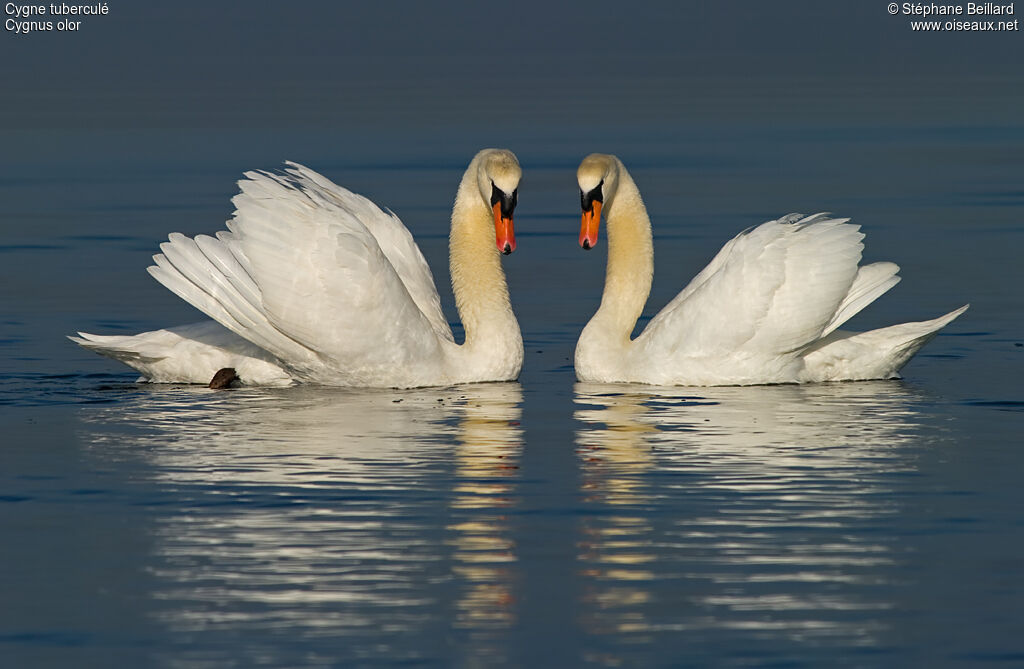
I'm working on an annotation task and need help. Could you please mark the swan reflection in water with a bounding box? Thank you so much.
[574,380,939,658]
[81,381,523,665]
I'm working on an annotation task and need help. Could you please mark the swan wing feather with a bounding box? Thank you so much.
[148,164,447,381]
[821,261,901,337]
[639,214,865,360]
[281,162,452,342]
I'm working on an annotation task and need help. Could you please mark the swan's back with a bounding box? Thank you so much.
[625,213,967,385]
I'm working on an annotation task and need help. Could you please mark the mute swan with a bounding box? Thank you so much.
[574,153,968,386]
[71,148,524,387]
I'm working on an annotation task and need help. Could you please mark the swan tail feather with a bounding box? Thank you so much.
[69,331,165,365]
[70,322,293,385]
[805,304,969,381]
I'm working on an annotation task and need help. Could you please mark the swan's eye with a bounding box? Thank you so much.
[581,180,604,212]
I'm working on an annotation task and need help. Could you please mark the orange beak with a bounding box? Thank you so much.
[579,200,602,250]
[493,201,516,255]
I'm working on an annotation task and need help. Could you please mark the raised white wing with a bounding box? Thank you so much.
[279,163,452,342]
[637,214,873,360]
[147,163,450,383]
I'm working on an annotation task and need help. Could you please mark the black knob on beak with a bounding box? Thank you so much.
[491,183,517,219]
[581,180,604,213]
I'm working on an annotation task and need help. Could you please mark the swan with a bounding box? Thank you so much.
[574,153,968,386]
[71,148,524,388]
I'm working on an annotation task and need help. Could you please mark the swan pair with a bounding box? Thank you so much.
[72,149,967,388]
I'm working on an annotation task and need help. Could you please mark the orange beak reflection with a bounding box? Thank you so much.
[580,200,602,250]
[493,201,516,255]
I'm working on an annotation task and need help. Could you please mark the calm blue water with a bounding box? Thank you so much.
[3,4,1024,667]
[2,118,1021,668]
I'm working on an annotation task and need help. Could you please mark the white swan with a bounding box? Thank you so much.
[574,153,968,386]
[71,149,524,388]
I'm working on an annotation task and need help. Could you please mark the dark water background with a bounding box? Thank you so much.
[2,3,1023,667]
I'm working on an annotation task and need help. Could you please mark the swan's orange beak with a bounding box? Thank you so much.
[580,200,601,250]
[493,201,516,255]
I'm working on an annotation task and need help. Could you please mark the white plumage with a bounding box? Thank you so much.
[574,153,968,386]
[72,149,524,387]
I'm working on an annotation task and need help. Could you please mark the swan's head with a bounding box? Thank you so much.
[474,148,521,255]
[576,153,619,250]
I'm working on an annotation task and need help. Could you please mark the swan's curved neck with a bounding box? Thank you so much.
[449,168,520,355]
[593,167,654,341]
